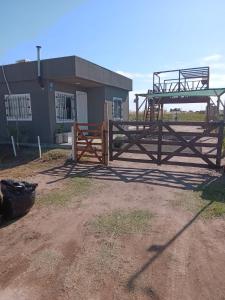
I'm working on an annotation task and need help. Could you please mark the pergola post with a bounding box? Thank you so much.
[206,98,210,122]
[160,103,164,120]
[217,96,220,119]
[135,95,139,121]
[150,99,154,121]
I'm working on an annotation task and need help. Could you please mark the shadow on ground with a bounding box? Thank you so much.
[40,162,225,298]
[40,162,219,191]
[126,199,214,296]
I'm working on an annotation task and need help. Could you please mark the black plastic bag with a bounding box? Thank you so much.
[0,180,38,220]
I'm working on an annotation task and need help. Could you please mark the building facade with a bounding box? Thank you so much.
[0,56,132,144]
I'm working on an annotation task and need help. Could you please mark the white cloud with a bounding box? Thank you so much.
[210,73,225,87]
[203,54,223,63]
[116,70,152,79]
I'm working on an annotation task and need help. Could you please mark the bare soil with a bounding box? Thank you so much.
[1,158,225,300]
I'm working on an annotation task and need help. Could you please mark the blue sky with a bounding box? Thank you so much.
[1,0,225,111]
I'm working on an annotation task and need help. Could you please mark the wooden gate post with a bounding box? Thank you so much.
[216,121,224,167]
[109,120,113,161]
[101,122,108,165]
[157,120,162,165]
[72,122,77,162]
[103,103,109,165]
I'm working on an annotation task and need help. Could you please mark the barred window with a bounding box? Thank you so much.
[112,97,123,119]
[55,91,75,123]
[4,94,32,121]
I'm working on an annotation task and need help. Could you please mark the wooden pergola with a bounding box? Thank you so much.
[134,67,225,122]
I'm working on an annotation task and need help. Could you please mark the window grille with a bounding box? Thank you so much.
[4,94,32,121]
[112,97,123,119]
[55,91,75,123]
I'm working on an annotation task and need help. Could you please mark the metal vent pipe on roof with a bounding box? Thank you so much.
[36,46,43,88]
[36,45,41,77]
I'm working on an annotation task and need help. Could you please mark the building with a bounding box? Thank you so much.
[0,55,132,144]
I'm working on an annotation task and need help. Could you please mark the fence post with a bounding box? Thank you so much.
[11,136,17,157]
[72,122,77,162]
[103,103,109,165]
[216,121,224,167]
[37,136,42,159]
[109,120,113,161]
[157,121,162,165]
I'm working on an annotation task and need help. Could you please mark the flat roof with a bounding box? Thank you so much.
[0,55,132,91]
[136,88,225,98]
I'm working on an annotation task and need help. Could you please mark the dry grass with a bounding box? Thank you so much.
[41,149,70,162]
[0,148,70,180]
[37,177,92,207]
[28,249,63,276]
[172,177,225,219]
[129,111,206,122]
[90,209,153,236]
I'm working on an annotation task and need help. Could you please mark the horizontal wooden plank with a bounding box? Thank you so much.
[112,148,217,158]
[79,154,103,158]
[76,123,100,126]
[77,147,102,152]
[76,141,102,145]
[111,120,224,126]
[110,139,217,148]
[112,157,215,169]
[112,131,218,138]
[77,129,101,133]
[77,135,101,140]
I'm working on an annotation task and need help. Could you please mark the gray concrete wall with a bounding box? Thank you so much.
[0,80,51,143]
[75,56,132,91]
[104,86,129,120]
[87,87,105,124]
[47,81,87,141]
[87,86,129,123]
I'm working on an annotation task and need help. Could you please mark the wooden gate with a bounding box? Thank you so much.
[73,122,108,164]
[109,120,224,168]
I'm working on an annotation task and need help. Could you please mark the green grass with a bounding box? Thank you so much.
[129,111,206,122]
[196,176,225,219]
[201,202,225,219]
[90,209,153,236]
[173,177,225,219]
[37,177,92,206]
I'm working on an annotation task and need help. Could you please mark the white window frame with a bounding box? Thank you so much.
[112,97,123,120]
[55,91,76,123]
[4,93,32,121]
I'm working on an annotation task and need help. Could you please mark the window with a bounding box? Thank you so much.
[4,94,32,121]
[112,97,122,119]
[55,91,75,123]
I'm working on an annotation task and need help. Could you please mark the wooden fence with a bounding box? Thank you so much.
[73,122,108,164]
[109,120,224,168]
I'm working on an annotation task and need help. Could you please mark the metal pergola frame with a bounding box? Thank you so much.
[134,66,225,122]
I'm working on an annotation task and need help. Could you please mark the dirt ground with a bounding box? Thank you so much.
[1,157,225,300]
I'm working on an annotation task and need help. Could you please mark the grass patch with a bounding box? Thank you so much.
[129,111,206,122]
[201,202,225,219]
[173,177,225,219]
[0,148,70,179]
[95,240,120,272]
[90,209,152,236]
[41,149,70,162]
[37,177,92,206]
[196,176,225,219]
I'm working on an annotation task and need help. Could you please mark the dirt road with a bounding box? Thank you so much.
[0,160,225,300]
